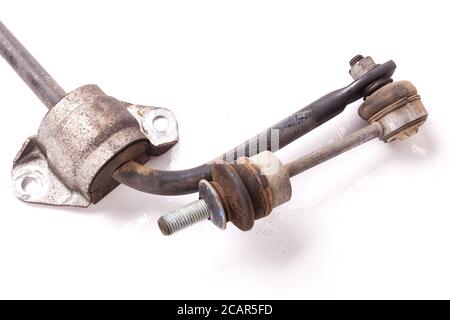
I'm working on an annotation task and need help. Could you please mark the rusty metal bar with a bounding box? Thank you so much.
[0,20,66,109]
[286,122,383,177]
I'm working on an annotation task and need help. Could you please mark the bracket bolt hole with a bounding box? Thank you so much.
[152,115,169,132]
[14,169,47,200]
[21,176,43,195]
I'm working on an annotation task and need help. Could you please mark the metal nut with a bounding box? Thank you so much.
[349,56,377,80]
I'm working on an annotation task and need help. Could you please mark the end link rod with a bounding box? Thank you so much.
[285,122,383,177]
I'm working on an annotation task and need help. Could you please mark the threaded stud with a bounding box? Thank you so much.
[158,199,212,235]
[349,54,364,66]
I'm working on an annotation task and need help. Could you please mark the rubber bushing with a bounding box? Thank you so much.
[358,80,418,120]
[212,163,255,231]
[232,159,272,220]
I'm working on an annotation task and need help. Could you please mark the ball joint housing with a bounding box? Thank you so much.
[359,80,428,142]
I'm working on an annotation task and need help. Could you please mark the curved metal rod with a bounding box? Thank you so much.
[113,62,395,195]
[113,162,212,195]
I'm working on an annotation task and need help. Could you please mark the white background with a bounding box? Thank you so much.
[1,0,449,299]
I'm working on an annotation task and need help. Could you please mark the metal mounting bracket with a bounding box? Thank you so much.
[11,85,179,207]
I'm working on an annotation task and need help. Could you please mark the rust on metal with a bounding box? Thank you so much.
[359,81,418,120]
[358,81,428,142]
[211,164,255,231]
[233,158,273,220]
